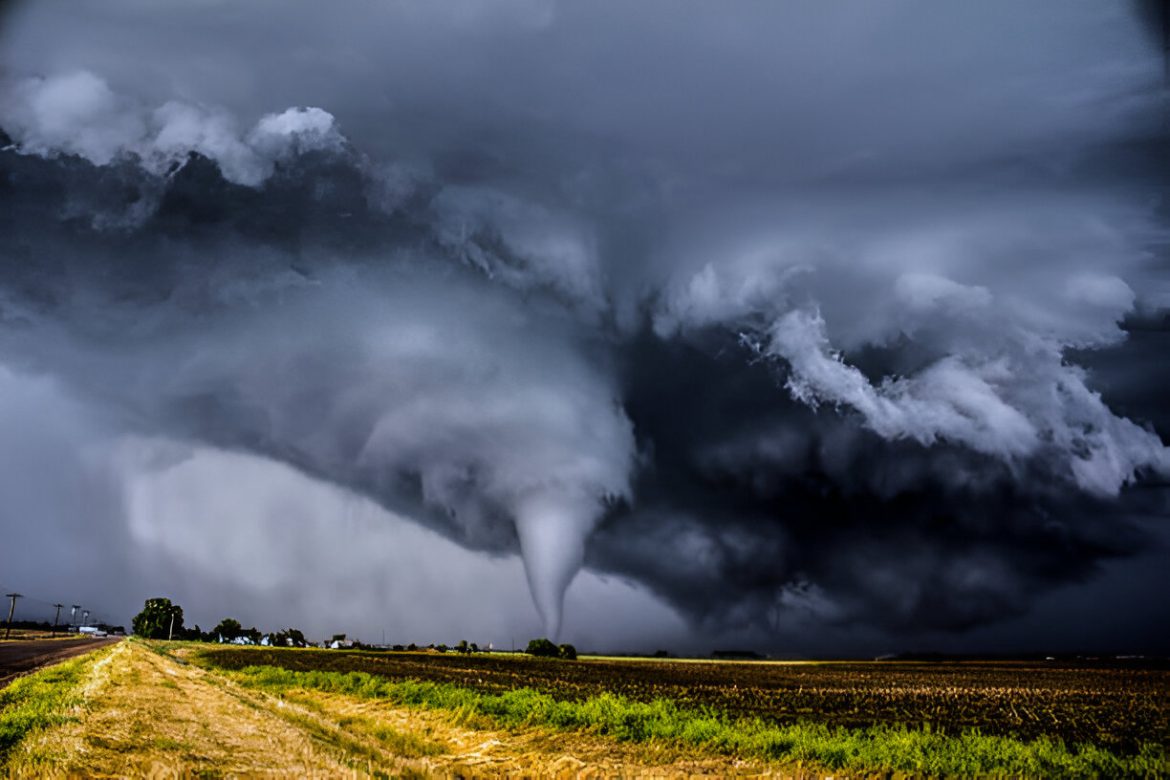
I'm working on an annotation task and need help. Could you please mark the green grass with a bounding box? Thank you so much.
[340,715,445,758]
[226,664,1168,778]
[0,654,97,761]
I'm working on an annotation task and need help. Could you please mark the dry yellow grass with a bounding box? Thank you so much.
[8,641,394,777]
[276,689,793,779]
[6,641,806,778]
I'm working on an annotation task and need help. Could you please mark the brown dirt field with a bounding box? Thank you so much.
[8,641,810,778]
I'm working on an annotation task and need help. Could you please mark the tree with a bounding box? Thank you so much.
[526,637,558,658]
[213,618,243,642]
[558,643,577,660]
[456,639,470,654]
[132,598,184,639]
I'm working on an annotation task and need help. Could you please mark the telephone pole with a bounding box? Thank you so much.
[52,604,64,634]
[4,593,21,639]
[168,611,175,641]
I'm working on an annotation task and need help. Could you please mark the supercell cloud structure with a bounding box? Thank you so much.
[0,0,1169,650]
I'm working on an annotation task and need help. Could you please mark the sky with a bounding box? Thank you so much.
[0,1,1168,656]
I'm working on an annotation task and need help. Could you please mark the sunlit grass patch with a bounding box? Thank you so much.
[337,712,446,758]
[227,664,1169,778]
[0,652,101,761]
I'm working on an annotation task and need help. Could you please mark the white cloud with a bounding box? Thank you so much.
[0,71,145,165]
[759,306,1167,495]
[1,72,344,187]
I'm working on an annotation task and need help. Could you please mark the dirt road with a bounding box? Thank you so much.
[0,637,120,687]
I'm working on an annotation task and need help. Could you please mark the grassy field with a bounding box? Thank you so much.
[1,641,792,776]
[1,641,430,776]
[2,640,1166,777]
[194,645,1169,777]
[0,648,108,761]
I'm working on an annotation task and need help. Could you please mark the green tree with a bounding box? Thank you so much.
[526,637,558,657]
[213,618,243,641]
[131,597,184,639]
[558,643,577,660]
[268,628,307,647]
[456,639,469,654]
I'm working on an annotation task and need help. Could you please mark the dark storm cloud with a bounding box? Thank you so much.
[1,0,1168,650]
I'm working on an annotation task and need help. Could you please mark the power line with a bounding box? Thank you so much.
[0,582,116,635]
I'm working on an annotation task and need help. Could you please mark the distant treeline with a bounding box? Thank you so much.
[130,598,577,658]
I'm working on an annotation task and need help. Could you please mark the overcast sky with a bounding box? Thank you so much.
[1,1,1168,655]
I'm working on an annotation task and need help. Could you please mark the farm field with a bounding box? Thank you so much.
[3,640,1167,777]
[198,646,1170,754]
[164,644,1166,777]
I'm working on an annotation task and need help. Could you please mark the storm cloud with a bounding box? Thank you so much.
[1,0,1168,652]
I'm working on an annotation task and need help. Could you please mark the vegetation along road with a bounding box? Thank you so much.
[0,637,119,688]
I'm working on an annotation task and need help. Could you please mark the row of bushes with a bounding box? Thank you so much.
[525,638,576,659]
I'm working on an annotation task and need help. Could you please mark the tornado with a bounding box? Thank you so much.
[513,494,597,640]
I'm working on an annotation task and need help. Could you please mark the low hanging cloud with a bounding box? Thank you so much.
[1,1,1168,651]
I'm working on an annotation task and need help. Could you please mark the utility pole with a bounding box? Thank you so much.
[4,593,21,640]
[70,605,80,627]
[52,604,64,634]
[81,609,90,627]
[168,611,175,641]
